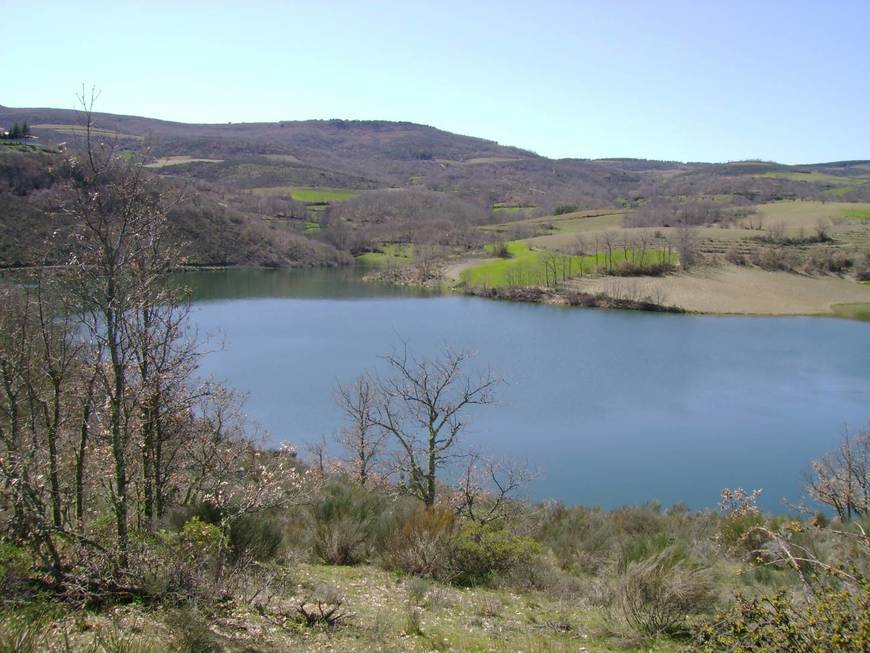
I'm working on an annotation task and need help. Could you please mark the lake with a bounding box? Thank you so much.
[182,268,870,513]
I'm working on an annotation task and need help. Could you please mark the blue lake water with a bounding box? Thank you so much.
[182,268,870,512]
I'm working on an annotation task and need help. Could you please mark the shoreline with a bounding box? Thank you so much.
[5,260,870,321]
[363,258,870,321]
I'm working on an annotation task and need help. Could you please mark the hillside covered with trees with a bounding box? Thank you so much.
[2,104,870,271]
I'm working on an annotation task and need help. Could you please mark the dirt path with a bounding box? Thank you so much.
[564,265,870,315]
[442,257,493,283]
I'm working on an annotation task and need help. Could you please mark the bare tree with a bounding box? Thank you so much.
[764,221,787,243]
[64,89,172,563]
[601,230,617,273]
[454,452,537,524]
[806,427,869,520]
[29,274,84,530]
[675,225,700,271]
[369,346,499,507]
[335,374,386,487]
[126,255,198,531]
[0,90,318,595]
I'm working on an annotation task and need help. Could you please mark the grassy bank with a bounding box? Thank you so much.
[459,241,677,289]
[356,243,415,267]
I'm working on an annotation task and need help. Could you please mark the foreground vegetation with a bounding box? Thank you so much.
[0,459,867,652]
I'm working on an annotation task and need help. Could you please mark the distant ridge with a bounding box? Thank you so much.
[2,104,869,227]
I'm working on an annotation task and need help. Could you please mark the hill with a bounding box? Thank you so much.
[7,105,870,209]
[0,143,348,268]
[2,105,870,268]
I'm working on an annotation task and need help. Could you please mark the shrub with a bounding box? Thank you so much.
[180,517,223,554]
[724,245,747,265]
[617,532,676,573]
[382,506,455,578]
[449,521,541,586]
[499,551,586,599]
[140,517,222,600]
[718,511,766,556]
[405,577,432,606]
[718,487,768,557]
[554,204,579,215]
[491,241,510,258]
[227,513,284,564]
[168,503,283,565]
[618,546,717,637]
[611,504,667,536]
[750,246,795,271]
[311,482,387,565]
[696,587,870,652]
[533,504,616,574]
[0,542,30,595]
[612,261,673,276]
[294,584,349,629]
[165,606,222,653]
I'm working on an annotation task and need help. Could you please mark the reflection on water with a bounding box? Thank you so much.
[176,267,433,302]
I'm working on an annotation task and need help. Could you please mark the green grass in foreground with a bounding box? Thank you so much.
[0,562,688,652]
[290,186,359,204]
[460,241,676,288]
[356,243,414,266]
[846,208,870,219]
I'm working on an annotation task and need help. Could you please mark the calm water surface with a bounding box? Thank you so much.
[181,268,870,512]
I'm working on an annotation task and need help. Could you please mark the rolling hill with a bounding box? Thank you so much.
[1,104,869,268]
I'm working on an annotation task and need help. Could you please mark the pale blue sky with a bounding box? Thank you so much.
[3,1,868,163]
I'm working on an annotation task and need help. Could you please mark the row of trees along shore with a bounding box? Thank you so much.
[1,122,31,140]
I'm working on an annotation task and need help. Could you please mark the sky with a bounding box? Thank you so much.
[2,0,869,163]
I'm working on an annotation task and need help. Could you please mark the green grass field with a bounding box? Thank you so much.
[460,241,676,288]
[249,186,360,203]
[356,243,415,266]
[290,187,359,204]
[846,208,870,219]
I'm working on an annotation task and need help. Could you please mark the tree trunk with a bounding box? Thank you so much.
[107,311,129,567]
[47,385,62,528]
